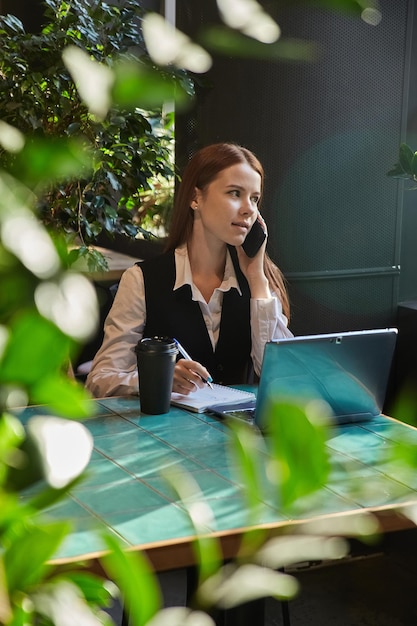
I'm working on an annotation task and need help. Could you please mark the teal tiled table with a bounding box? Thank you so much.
[18,396,417,572]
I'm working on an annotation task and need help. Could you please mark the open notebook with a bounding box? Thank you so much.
[171,384,255,413]
[206,328,398,430]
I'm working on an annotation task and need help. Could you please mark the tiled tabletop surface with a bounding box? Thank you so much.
[18,396,417,568]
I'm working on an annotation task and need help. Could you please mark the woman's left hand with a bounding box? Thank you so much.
[237,215,271,298]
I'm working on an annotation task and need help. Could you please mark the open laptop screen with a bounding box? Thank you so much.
[255,328,398,430]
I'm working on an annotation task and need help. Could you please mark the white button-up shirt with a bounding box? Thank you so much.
[86,245,292,397]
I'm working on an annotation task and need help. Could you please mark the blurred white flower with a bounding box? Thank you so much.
[143,13,212,73]
[0,121,25,153]
[35,273,98,341]
[2,210,60,279]
[28,416,93,489]
[217,0,280,43]
[62,46,114,120]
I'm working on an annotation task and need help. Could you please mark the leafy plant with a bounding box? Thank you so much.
[388,143,417,186]
[0,0,190,269]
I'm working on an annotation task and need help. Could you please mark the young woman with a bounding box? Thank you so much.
[86,143,292,398]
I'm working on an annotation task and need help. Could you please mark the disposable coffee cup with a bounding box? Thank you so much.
[135,336,178,414]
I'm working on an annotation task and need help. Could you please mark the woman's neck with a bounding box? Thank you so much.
[187,233,227,302]
[188,234,226,275]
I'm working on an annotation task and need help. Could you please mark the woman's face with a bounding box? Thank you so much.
[193,162,262,248]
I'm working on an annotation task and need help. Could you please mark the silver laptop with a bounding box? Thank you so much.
[208,328,398,430]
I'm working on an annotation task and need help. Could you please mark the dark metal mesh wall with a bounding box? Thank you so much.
[176,0,412,335]
[288,274,399,335]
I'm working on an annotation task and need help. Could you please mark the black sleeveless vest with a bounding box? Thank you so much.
[139,248,252,385]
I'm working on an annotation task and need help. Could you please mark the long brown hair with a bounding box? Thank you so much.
[165,143,290,319]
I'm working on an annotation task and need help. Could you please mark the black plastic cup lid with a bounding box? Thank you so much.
[135,336,178,354]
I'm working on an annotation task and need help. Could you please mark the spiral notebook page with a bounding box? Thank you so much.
[171,384,256,413]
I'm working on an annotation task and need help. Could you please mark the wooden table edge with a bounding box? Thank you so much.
[49,499,417,575]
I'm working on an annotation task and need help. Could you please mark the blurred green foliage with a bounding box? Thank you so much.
[1,1,410,625]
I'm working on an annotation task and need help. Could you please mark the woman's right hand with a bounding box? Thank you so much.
[172,358,212,395]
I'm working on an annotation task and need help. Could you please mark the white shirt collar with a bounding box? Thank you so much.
[173,244,242,297]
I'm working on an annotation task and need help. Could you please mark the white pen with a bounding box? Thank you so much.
[173,338,214,389]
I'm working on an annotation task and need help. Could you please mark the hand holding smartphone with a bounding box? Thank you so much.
[242,216,267,257]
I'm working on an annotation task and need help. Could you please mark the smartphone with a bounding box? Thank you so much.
[242,218,267,257]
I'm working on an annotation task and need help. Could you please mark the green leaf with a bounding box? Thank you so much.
[264,399,330,510]
[4,520,71,593]
[389,384,417,427]
[160,469,222,585]
[227,420,265,515]
[1,14,25,34]
[387,163,408,178]
[9,137,93,190]
[398,143,414,175]
[0,412,26,464]
[3,598,32,626]
[56,571,117,607]
[31,374,94,419]
[201,27,318,62]
[101,533,162,626]
[411,151,417,178]
[0,312,71,386]
[31,579,114,626]
[112,60,190,110]
[104,204,118,219]
[225,421,271,556]
[66,122,82,135]
[4,430,45,492]
[299,0,378,14]
[0,490,21,530]
[0,311,94,418]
